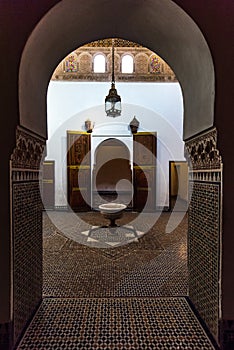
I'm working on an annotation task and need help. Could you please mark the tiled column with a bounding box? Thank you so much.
[10,126,45,348]
[185,128,222,345]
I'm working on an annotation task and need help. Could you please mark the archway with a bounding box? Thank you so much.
[19,0,214,140]
[15,0,218,348]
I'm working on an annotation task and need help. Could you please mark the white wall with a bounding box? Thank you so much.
[46,81,184,208]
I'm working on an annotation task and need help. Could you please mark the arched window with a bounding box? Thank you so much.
[121,55,134,73]
[93,54,106,73]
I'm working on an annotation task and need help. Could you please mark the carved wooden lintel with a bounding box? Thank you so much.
[11,127,46,170]
[185,128,222,171]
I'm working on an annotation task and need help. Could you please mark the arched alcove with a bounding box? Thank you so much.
[93,138,132,206]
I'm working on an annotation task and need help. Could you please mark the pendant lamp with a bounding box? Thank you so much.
[105,39,121,117]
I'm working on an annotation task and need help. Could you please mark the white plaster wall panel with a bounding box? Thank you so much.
[46,81,184,208]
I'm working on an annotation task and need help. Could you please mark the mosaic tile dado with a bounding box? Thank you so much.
[188,181,220,340]
[13,182,42,345]
[185,128,222,344]
[16,297,216,349]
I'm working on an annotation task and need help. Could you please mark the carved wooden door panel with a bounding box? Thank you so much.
[42,160,55,209]
[133,132,156,211]
[67,131,91,211]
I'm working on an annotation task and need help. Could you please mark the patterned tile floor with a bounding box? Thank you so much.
[16,211,218,349]
[17,297,216,349]
[43,211,188,297]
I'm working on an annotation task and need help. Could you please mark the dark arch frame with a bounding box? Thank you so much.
[14,0,221,347]
[19,0,214,141]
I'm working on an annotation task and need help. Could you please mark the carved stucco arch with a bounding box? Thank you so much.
[94,138,131,165]
[135,52,149,74]
[107,52,121,74]
[19,0,214,140]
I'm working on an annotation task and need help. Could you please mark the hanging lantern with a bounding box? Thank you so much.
[105,39,121,117]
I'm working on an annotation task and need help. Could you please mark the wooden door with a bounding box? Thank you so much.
[133,132,156,211]
[67,131,91,211]
[169,161,188,211]
[42,161,55,209]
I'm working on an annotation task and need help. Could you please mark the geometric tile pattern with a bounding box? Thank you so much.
[185,127,222,345]
[188,181,221,341]
[10,126,45,349]
[81,225,144,247]
[115,239,188,297]
[44,210,155,249]
[43,211,188,298]
[13,182,43,345]
[16,297,216,349]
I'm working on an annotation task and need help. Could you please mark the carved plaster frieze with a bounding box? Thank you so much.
[51,42,177,82]
[185,128,222,171]
[11,127,45,170]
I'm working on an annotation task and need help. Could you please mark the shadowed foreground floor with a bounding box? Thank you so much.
[17,297,215,349]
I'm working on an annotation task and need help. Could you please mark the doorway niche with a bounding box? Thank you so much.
[91,123,133,209]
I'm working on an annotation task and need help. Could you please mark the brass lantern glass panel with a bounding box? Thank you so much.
[105,83,121,117]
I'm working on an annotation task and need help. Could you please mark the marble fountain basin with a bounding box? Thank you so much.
[99,203,126,227]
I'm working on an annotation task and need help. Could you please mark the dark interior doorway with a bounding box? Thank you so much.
[169,161,188,212]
